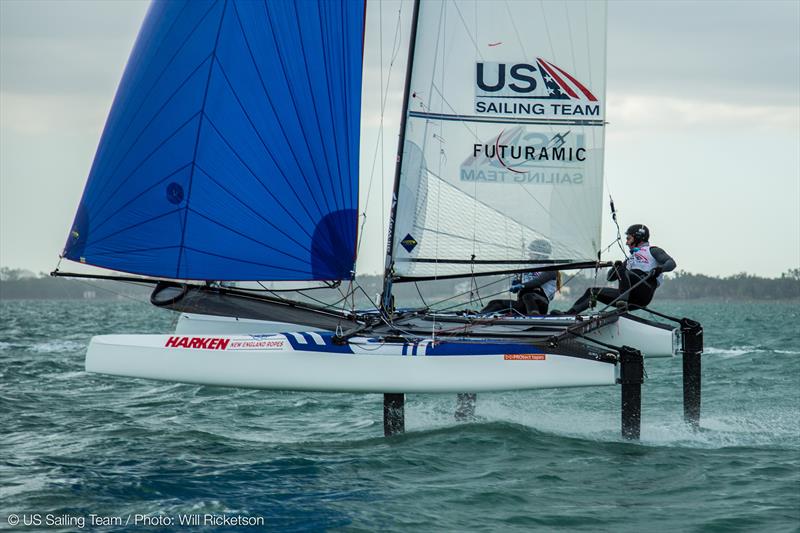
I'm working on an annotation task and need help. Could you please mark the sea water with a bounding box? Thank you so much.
[1,299,798,532]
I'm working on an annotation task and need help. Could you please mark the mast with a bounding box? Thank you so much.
[380,0,421,315]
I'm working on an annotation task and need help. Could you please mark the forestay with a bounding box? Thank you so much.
[63,0,365,281]
[391,0,607,279]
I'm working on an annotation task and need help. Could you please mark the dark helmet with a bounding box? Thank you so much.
[626,224,649,244]
[528,239,552,256]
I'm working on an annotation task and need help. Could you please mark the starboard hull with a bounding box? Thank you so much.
[86,333,618,393]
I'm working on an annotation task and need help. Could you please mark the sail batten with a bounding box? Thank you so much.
[65,0,364,281]
[91,3,223,200]
[262,2,335,219]
[90,106,204,230]
[176,0,230,279]
[186,170,314,256]
[224,5,327,225]
[195,112,316,239]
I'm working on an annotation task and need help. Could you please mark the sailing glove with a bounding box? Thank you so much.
[510,283,523,293]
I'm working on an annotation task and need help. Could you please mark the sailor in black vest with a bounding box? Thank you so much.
[481,239,559,316]
[563,224,676,314]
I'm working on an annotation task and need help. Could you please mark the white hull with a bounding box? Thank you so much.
[175,312,678,358]
[583,315,677,358]
[86,333,618,393]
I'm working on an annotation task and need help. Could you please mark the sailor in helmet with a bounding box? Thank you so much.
[481,239,559,316]
[563,224,676,314]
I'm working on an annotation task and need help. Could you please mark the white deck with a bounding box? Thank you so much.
[175,312,678,358]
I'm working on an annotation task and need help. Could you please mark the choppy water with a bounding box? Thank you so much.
[1,299,798,532]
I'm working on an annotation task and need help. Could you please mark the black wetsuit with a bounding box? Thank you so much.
[481,270,557,315]
[567,245,676,314]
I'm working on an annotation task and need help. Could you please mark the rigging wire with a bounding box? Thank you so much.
[357,1,404,260]
[237,281,341,293]
[564,1,578,79]
[65,275,187,328]
[412,281,430,310]
[253,281,349,310]
[420,275,509,310]
[379,0,385,265]
[415,274,517,313]
[62,277,154,306]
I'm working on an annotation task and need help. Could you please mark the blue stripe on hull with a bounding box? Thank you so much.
[282,332,353,354]
[424,341,546,356]
[282,332,548,357]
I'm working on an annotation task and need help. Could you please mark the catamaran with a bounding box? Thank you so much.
[54,0,702,439]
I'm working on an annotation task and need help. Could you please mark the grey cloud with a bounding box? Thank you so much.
[0,0,148,95]
[608,0,800,104]
[0,0,147,40]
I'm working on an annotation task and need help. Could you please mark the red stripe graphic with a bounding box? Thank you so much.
[539,58,598,101]
[536,58,578,99]
[494,130,525,174]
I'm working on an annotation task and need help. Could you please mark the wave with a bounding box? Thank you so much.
[29,340,86,353]
[704,346,757,358]
[399,393,800,450]
[705,345,800,358]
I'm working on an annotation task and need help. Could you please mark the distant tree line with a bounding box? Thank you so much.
[557,268,800,301]
[654,269,800,300]
[1,267,798,301]
[0,270,152,300]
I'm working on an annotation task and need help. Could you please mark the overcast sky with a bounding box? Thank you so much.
[1,0,798,278]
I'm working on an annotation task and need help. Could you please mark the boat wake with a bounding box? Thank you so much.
[704,345,800,358]
[400,393,800,450]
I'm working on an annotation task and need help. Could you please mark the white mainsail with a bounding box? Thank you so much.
[390,0,607,279]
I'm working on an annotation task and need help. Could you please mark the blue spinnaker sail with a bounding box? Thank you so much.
[64,0,364,281]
